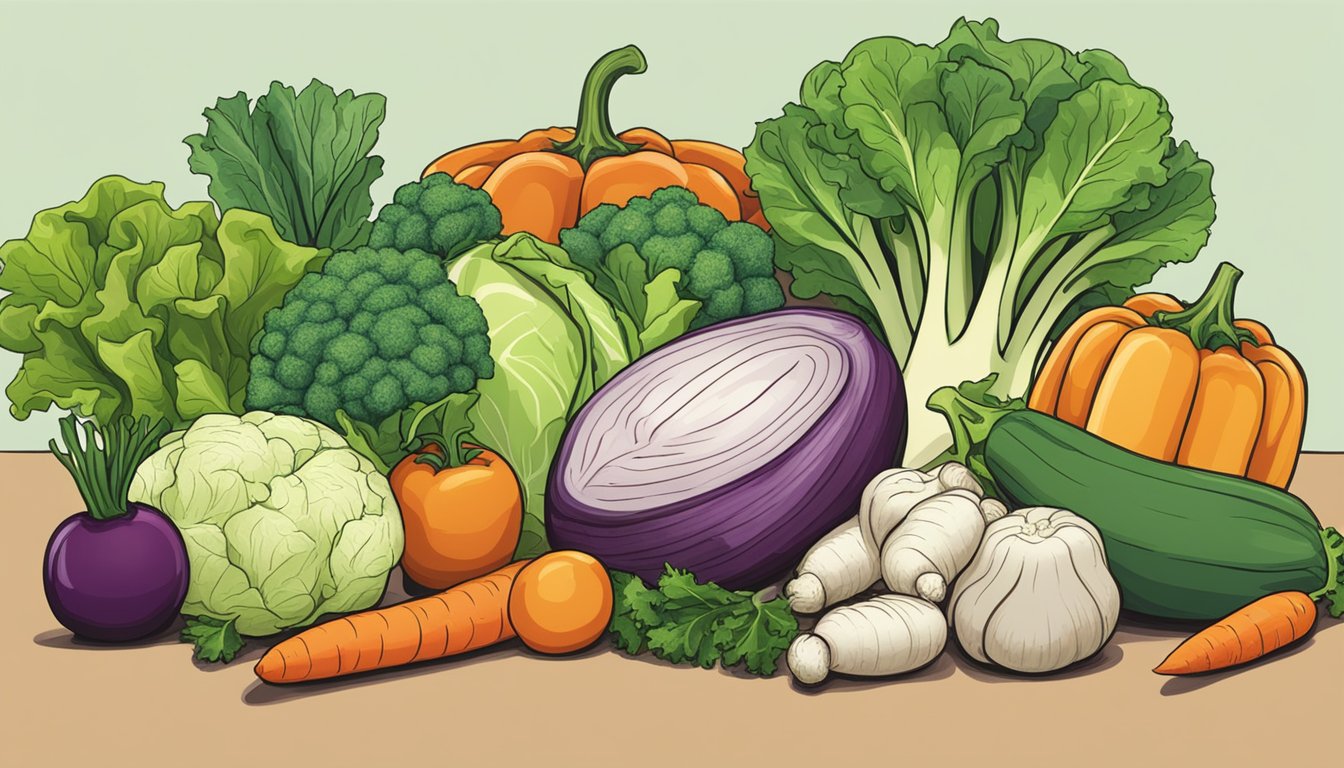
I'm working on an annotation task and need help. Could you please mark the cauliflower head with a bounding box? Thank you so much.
[129,411,404,636]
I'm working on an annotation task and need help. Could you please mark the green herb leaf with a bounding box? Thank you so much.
[924,374,1026,498]
[607,566,798,676]
[185,79,385,251]
[181,616,245,664]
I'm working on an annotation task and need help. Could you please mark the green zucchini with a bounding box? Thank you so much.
[984,410,1343,621]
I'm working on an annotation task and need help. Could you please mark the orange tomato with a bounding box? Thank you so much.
[389,443,522,590]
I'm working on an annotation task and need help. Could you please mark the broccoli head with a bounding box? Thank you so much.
[369,173,503,258]
[246,246,494,431]
[559,186,785,328]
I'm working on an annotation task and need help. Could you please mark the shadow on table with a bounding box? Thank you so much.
[33,623,182,650]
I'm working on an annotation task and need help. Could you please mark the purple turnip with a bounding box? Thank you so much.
[42,415,188,642]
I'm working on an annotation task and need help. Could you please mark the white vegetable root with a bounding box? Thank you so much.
[784,516,879,614]
[784,462,988,614]
[880,488,986,603]
[860,462,981,551]
[787,595,946,684]
[979,497,1009,523]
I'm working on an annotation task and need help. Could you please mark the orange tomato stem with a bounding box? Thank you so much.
[1151,262,1259,351]
[552,45,646,170]
[414,428,484,471]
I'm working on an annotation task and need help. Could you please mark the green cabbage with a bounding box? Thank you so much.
[129,411,403,637]
[448,233,696,558]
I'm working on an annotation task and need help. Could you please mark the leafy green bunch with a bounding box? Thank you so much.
[0,176,328,428]
[746,18,1216,465]
[609,567,798,677]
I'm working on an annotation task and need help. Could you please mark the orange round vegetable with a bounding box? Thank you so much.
[389,441,522,590]
[421,45,765,243]
[1029,262,1306,487]
[508,550,613,654]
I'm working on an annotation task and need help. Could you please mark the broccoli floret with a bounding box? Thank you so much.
[246,246,493,429]
[368,174,503,259]
[559,186,784,328]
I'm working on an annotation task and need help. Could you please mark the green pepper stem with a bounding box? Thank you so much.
[1150,262,1259,351]
[552,45,646,169]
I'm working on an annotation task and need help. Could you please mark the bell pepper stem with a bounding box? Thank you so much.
[1151,262,1259,351]
[553,44,646,169]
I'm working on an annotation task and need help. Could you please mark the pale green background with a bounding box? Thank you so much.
[1,0,1340,449]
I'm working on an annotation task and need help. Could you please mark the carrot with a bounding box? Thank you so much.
[254,551,613,684]
[255,561,527,684]
[1154,591,1317,675]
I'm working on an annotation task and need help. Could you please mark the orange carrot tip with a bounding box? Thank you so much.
[1155,530,1340,676]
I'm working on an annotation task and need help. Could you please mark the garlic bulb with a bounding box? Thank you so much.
[949,506,1121,673]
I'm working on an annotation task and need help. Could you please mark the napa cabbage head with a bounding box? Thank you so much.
[129,411,403,637]
[745,18,1216,465]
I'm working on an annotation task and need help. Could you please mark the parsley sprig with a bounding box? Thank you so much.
[609,567,797,676]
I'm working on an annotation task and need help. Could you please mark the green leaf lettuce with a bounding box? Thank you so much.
[0,175,328,427]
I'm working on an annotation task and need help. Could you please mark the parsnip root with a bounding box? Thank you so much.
[784,516,879,614]
[787,595,946,684]
[880,488,987,602]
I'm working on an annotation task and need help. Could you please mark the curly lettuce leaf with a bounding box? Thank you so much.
[0,176,327,428]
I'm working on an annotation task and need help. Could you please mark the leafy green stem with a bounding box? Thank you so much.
[1308,528,1343,618]
[49,414,166,520]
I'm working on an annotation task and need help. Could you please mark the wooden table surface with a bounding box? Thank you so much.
[2,451,1339,767]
